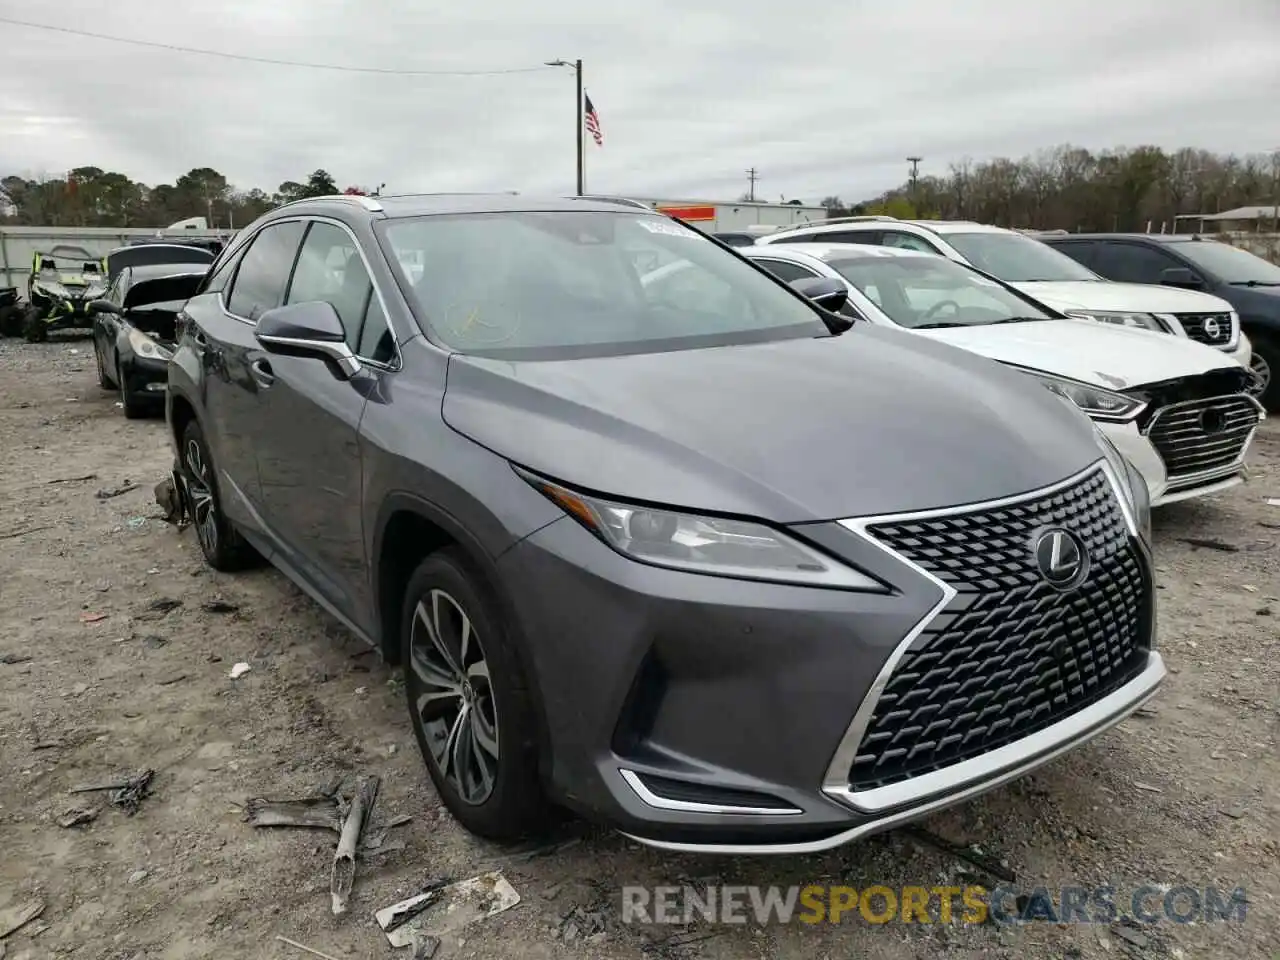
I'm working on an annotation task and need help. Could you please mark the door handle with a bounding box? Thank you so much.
[250,358,275,388]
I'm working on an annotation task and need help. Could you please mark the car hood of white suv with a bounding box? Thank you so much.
[1010,279,1233,315]
[917,317,1239,390]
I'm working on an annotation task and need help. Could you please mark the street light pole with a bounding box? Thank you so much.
[547,58,585,195]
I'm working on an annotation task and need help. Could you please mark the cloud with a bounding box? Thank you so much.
[1,0,1277,203]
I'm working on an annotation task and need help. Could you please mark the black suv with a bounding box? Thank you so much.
[164,193,1159,854]
[1044,233,1280,410]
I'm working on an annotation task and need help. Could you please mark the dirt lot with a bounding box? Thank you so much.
[1,336,1278,960]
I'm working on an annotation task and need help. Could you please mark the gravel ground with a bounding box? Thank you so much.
[1,336,1278,960]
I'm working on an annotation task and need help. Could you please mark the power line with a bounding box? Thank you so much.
[0,15,556,76]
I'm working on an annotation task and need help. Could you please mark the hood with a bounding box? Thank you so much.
[1013,279,1234,314]
[439,326,1104,523]
[917,318,1242,391]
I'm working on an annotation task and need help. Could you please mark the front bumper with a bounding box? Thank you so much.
[1100,394,1264,507]
[120,353,170,398]
[498,462,1161,853]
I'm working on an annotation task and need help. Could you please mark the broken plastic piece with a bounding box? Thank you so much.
[331,776,380,915]
[375,872,520,948]
[245,795,343,833]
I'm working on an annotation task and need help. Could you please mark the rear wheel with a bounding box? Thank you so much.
[1248,333,1276,412]
[401,549,550,842]
[180,418,256,571]
[0,304,23,337]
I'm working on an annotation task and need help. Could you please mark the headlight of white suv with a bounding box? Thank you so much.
[522,472,886,590]
[127,326,172,361]
[1064,310,1169,333]
[1026,371,1146,422]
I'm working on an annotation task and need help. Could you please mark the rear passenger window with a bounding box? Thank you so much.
[754,259,819,283]
[226,221,306,320]
[881,231,939,253]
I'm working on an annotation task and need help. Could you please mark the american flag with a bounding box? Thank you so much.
[584,94,603,147]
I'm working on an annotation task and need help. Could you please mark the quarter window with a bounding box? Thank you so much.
[225,221,306,320]
[357,295,396,364]
[753,259,820,283]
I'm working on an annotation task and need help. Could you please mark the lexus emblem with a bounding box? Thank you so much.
[1034,529,1088,589]
[1202,316,1222,339]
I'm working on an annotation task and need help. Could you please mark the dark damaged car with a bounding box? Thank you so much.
[165,194,1164,853]
[92,264,206,417]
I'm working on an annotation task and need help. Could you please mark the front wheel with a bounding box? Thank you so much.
[1247,334,1276,413]
[118,361,148,419]
[401,549,550,842]
[23,306,47,343]
[179,419,256,571]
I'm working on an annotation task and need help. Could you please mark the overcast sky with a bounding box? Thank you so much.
[1,0,1277,204]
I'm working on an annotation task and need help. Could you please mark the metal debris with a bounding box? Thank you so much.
[201,597,240,614]
[134,597,183,621]
[79,612,108,624]
[902,825,1017,884]
[47,473,96,484]
[331,776,380,915]
[244,795,344,833]
[375,872,520,949]
[1133,781,1163,793]
[0,653,33,665]
[275,936,344,960]
[0,900,45,940]
[57,806,98,828]
[96,482,139,500]
[69,768,155,814]
[1179,537,1239,552]
[155,475,189,528]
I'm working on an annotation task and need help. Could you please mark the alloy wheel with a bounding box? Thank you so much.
[184,438,219,556]
[1248,351,1271,398]
[409,589,500,806]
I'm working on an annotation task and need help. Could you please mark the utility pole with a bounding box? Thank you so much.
[906,156,922,213]
[746,167,759,201]
[1272,148,1279,234]
[546,59,585,195]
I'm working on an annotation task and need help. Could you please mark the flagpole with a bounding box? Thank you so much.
[575,59,585,196]
[546,58,586,196]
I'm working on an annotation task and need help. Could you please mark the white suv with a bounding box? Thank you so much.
[757,217,1252,368]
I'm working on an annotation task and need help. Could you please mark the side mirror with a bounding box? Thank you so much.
[254,301,361,379]
[89,299,120,315]
[1160,267,1203,289]
[789,276,850,312]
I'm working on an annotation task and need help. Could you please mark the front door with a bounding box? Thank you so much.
[252,220,390,628]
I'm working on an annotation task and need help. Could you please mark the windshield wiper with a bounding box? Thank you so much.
[1229,280,1280,287]
[912,321,966,329]
[984,316,1051,325]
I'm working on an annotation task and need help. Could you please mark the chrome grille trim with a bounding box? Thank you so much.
[1145,394,1263,483]
[1172,311,1237,350]
[824,460,1153,814]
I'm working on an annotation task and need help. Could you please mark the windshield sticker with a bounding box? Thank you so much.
[637,219,698,239]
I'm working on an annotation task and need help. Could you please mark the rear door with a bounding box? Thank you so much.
[252,219,395,627]
[186,219,306,531]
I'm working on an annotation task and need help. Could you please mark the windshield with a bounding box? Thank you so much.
[1169,240,1280,284]
[827,255,1057,329]
[378,211,828,359]
[944,232,1099,282]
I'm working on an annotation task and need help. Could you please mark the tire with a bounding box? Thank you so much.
[118,360,147,419]
[179,418,256,571]
[96,344,116,389]
[0,304,23,338]
[24,306,47,343]
[1248,333,1277,413]
[401,548,550,842]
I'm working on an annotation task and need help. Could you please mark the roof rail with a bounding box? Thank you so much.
[570,195,654,209]
[277,194,384,213]
[817,215,900,225]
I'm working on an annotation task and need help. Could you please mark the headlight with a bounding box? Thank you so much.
[127,326,172,361]
[1095,429,1151,542]
[1064,310,1169,333]
[1026,371,1145,422]
[522,472,885,590]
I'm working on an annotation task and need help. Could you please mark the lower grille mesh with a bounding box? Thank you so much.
[849,467,1150,792]
[1147,396,1260,483]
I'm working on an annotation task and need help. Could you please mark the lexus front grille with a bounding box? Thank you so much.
[1146,395,1261,484]
[847,467,1150,792]
[1172,312,1234,348]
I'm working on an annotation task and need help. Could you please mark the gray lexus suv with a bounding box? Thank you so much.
[165,194,1164,854]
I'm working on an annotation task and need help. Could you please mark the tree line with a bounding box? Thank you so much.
[2,144,1277,232]
[827,144,1279,232]
[0,167,372,230]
